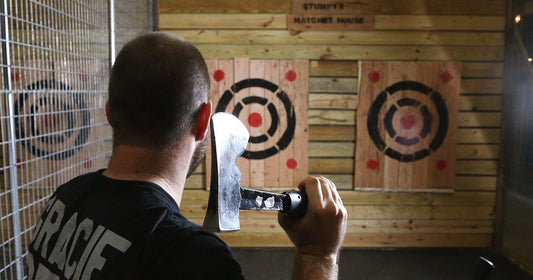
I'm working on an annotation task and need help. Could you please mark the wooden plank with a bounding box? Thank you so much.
[375,15,505,31]
[309,142,354,157]
[263,60,282,188]
[309,93,500,111]
[309,111,501,126]
[310,77,357,93]
[458,112,501,127]
[196,45,504,61]
[308,78,502,95]
[309,93,357,109]
[308,142,497,160]
[308,61,503,78]
[456,160,498,175]
[309,60,358,77]
[370,0,505,16]
[158,0,291,13]
[159,0,504,16]
[173,30,504,46]
[348,205,494,220]
[456,144,499,160]
[309,158,498,175]
[309,126,500,144]
[234,58,251,188]
[287,15,375,32]
[217,232,491,247]
[291,0,372,15]
[460,79,503,94]
[182,174,498,192]
[180,203,494,220]
[187,218,493,234]
[310,158,353,173]
[308,110,355,125]
[455,176,497,191]
[184,174,204,189]
[159,14,287,29]
[459,95,502,111]
[309,125,355,141]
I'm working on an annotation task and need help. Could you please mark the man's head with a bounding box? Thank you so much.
[108,32,210,150]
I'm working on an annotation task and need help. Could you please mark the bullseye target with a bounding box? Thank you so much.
[355,61,460,190]
[14,79,90,160]
[206,58,309,190]
[215,78,295,160]
[367,81,448,162]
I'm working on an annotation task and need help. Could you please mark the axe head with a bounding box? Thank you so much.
[203,112,250,232]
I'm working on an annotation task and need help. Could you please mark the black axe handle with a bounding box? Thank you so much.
[282,191,308,219]
[239,188,308,219]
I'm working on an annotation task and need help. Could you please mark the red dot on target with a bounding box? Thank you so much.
[84,159,93,169]
[214,69,225,82]
[287,158,298,169]
[440,71,452,83]
[79,73,88,82]
[285,70,297,81]
[368,71,380,83]
[11,72,20,82]
[436,160,447,171]
[248,112,263,127]
[366,160,378,170]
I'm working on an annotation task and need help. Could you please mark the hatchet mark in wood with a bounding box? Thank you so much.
[203,112,307,232]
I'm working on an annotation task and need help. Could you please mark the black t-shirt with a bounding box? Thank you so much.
[27,170,244,280]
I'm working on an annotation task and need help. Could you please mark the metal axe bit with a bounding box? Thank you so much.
[203,112,307,232]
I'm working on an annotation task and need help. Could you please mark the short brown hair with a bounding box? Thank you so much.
[108,32,209,148]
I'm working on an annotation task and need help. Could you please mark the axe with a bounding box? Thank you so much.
[203,112,307,232]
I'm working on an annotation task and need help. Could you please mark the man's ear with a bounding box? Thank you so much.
[105,101,113,127]
[195,101,212,141]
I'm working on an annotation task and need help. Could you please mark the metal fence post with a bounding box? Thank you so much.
[109,0,116,68]
[1,0,25,278]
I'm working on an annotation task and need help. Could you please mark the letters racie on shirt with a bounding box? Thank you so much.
[28,196,131,280]
[27,170,244,280]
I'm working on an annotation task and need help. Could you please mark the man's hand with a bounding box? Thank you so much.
[278,176,348,280]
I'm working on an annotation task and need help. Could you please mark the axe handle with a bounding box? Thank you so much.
[239,188,308,219]
[282,191,308,219]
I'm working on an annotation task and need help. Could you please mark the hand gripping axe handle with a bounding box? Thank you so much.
[203,112,307,232]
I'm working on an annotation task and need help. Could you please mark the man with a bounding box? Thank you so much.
[27,32,347,279]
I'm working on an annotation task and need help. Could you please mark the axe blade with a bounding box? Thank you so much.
[203,112,250,232]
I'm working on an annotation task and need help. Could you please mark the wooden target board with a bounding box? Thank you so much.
[6,59,107,187]
[206,58,308,190]
[355,61,460,191]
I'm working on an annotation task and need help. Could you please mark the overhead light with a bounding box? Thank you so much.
[516,15,522,23]
[528,58,532,62]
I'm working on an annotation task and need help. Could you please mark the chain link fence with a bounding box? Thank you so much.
[0,1,155,279]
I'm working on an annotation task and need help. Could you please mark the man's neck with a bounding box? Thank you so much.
[102,143,192,205]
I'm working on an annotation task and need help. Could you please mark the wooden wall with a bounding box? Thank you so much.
[159,0,505,247]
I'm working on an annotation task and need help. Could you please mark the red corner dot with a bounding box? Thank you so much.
[285,70,297,82]
[248,112,263,127]
[79,73,88,82]
[368,71,380,83]
[16,158,25,169]
[436,160,447,171]
[11,71,20,82]
[440,71,452,83]
[213,69,225,82]
[287,158,298,169]
[366,160,378,170]
[84,159,93,169]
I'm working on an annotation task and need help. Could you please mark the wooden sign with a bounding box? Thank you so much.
[291,0,371,14]
[287,15,374,31]
[206,58,309,190]
[289,0,374,31]
[355,61,461,191]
